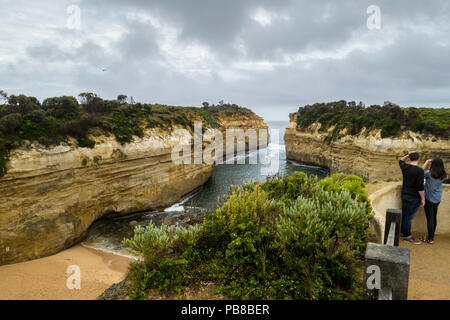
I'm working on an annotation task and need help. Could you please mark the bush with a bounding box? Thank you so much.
[295,101,450,140]
[78,136,96,148]
[123,172,370,300]
[123,223,201,299]
[0,113,23,134]
[7,95,41,115]
[42,96,80,120]
[0,149,8,177]
[0,93,253,177]
[318,173,371,215]
[26,109,46,124]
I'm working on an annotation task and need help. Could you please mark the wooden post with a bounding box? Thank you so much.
[384,209,402,246]
[386,222,396,247]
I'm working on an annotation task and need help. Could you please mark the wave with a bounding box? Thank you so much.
[286,159,323,169]
[80,243,142,261]
[163,191,201,212]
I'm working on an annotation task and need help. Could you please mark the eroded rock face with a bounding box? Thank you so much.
[284,113,450,182]
[0,114,268,265]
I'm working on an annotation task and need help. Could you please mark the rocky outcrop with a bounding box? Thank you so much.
[0,113,268,265]
[285,113,450,182]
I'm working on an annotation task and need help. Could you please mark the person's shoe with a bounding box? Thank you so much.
[403,236,421,245]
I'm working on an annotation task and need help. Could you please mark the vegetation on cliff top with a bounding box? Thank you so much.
[295,101,450,141]
[123,172,370,300]
[0,91,254,178]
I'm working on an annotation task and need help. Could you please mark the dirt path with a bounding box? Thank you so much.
[401,234,450,300]
[366,182,450,300]
[0,245,132,300]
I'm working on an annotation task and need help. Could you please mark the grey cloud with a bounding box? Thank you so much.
[0,0,449,121]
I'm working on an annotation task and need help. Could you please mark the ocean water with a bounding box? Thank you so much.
[82,121,328,255]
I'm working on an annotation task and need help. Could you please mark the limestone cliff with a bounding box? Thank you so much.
[285,113,450,182]
[0,113,267,265]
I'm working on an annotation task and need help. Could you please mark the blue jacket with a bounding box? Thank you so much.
[424,170,447,204]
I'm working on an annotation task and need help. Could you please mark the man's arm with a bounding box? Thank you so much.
[417,169,425,207]
[400,153,410,162]
[419,191,425,207]
[399,153,410,170]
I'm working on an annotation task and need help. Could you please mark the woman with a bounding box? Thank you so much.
[421,158,447,244]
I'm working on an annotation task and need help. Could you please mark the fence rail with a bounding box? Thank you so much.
[363,209,410,300]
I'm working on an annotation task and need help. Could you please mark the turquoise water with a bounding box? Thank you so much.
[82,121,327,255]
[174,121,327,211]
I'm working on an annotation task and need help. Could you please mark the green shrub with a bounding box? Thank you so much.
[295,101,450,141]
[42,96,80,120]
[0,149,8,177]
[93,155,102,167]
[123,223,201,299]
[78,136,95,148]
[0,93,254,178]
[318,174,371,215]
[0,113,23,134]
[123,173,370,300]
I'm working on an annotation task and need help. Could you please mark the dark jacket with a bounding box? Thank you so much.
[399,160,424,199]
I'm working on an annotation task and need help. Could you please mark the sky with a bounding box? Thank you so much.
[0,0,449,121]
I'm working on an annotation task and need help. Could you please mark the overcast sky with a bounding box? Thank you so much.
[1,0,449,121]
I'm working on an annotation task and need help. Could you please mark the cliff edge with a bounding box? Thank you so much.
[0,110,267,265]
[285,112,449,182]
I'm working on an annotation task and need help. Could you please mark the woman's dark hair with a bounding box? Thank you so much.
[430,158,447,180]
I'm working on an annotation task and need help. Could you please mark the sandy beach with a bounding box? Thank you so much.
[1,181,448,301]
[0,244,132,300]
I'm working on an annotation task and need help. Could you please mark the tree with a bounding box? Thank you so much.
[0,90,7,104]
[27,109,46,123]
[78,92,98,105]
[0,113,23,134]
[202,102,209,109]
[7,95,41,115]
[42,96,80,119]
[78,92,108,113]
[117,95,128,104]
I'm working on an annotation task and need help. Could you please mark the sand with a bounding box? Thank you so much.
[0,245,132,300]
[1,182,447,300]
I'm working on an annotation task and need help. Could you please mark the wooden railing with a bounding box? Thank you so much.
[363,209,410,300]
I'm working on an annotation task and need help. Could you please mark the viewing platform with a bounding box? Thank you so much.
[368,183,450,300]
[370,183,450,241]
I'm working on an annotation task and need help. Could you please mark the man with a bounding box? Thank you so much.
[399,152,425,244]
